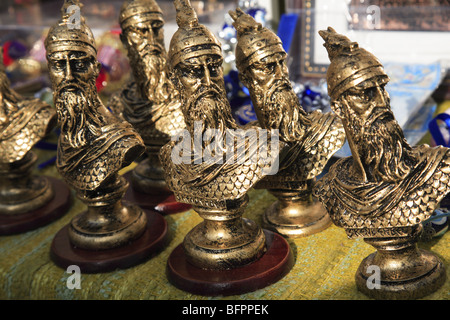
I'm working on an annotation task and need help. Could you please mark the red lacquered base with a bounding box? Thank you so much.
[123,172,191,215]
[0,177,71,235]
[50,209,168,273]
[166,229,294,296]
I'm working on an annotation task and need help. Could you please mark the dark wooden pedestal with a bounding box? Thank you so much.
[50,209,168,273]
[166,229,294,296]
[122,172,191,215]
[0,177,71,235]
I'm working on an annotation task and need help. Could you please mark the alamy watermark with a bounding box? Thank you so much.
[170,121,280,176]
[66,5,81,30]
[366,265,381,290]
[66,265,81,290]
[366,5,381,30]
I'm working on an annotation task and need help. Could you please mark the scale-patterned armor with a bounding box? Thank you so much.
[314,145,450,239]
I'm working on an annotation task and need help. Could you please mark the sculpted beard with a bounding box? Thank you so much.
[349,107,412,182]
[130,45,172,102]
[184,81,235,136]
[55,84,92,149]
[253,78,310,141]
[181,81,237,162]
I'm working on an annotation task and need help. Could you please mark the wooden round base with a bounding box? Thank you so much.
[123,172,191,215]
[0,177,71,235]
[166,229,294,296]
[50,209,168,273]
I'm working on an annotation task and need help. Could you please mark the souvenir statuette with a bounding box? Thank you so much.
[46,0,168,273]
[231,8,345,237]
[314,27,448,300]
[109,0,189,214]
[159,0,293,296]
[0,46,71,235]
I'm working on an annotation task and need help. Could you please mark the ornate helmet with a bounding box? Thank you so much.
[119,0,164,31]
[168,0,222,69]
[319,27,389,101]
[44,0,97,58]
[229,8,284,71]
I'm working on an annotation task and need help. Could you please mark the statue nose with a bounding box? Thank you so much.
[201,66,211,87]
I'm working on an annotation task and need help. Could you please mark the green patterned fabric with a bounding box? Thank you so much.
[0,146,448,300]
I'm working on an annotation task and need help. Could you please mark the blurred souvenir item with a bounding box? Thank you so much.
[219,0,266,124]
[108,0,190,214]
[314,27,449,300]
[95,31,131,95]
[419,208,449,242]
[45,0,167,273]
[160,0,293,296]
[0,45,70,235]
[231,8,346,238]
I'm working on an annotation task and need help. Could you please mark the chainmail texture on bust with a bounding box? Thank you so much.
[313,145,450,238]
[108,80,185,147]
[57,122,145,191]
[0,99,55,163]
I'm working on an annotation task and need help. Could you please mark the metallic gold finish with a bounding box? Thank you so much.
[356,225,446,300]
[314,27,448,299]
[262,180,332,238]
[45,0,147,250]
[109,0,185,194]
[0,46,57,215]
[231,9,345,238]
[160,0,281,270]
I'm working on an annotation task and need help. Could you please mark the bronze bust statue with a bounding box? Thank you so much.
[109,0,186,204]
[45,0,149,252]
[0,44,70,234]
[314,27,449,299]
[230,8,346,238]
[160,0,293,296]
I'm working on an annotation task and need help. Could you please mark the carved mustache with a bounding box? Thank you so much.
[264,79,292,102]
[55,81,87,98]
[136,43,165,58]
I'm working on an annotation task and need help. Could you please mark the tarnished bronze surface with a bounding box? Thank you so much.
[314,27,448,299]
[109,0,185,194]
[160,0,283,270]
[45,0,147,250]
[0,45,57,216]
[230,8,345,238]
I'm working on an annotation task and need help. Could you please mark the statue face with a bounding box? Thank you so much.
[242,51,304,134]
[175,54,224,98]
[245,51,288,92]
[340,78,391,122]
[122,17,165,56]
[47,50,100,93]
[338,78,412,182]
[172,53,233,132]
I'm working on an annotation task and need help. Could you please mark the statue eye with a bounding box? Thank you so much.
[266,62,276,72]
[75,61,85,69]
[53,60,65,71]
[209,64,221,77]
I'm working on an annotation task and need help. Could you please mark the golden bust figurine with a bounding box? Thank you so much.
[230,8,346,237]
[313,27,449,299]
[109,0,186,197]
[0,45,57,217]
[160,0,292,295]
[45,0,148,252]
[0,44,71,235]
